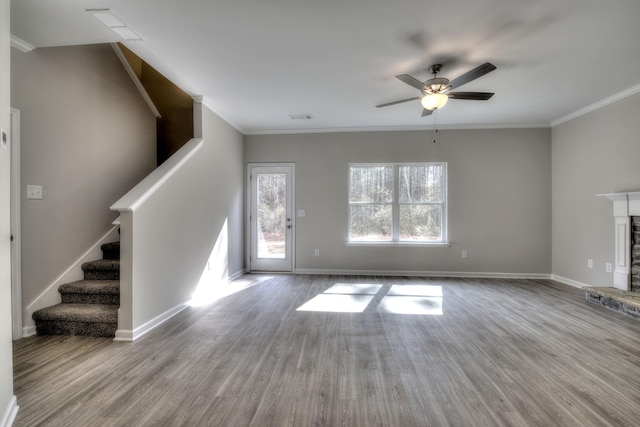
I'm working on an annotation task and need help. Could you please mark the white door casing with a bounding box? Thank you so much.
[10,108,22,340]
[247,164,295,272]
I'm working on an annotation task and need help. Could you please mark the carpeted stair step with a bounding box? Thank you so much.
[59,280,120,305]
[82,259,120,280]
[101,241,120,260]
[32,303,118,337]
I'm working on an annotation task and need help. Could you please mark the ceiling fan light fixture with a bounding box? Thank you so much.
[421,93,449,110]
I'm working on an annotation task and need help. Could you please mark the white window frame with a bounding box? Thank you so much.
[348,162,448,246]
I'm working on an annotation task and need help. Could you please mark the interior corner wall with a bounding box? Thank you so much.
[246,128,551,275]
[11,44,157,325]
[551,92,640,286]
[1,0,17,424]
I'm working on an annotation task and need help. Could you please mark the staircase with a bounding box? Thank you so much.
[32,242,120,337]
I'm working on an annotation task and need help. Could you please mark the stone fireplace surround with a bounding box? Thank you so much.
[585,192,640,320]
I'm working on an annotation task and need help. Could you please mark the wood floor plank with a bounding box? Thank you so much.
[12,275,640,426]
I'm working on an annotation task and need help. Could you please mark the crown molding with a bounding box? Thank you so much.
[201,97,246,134]
[10,35,36,53]
[551,83,640,127]
[243,122,550,135]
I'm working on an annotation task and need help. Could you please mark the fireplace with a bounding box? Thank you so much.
[598,192,640,291]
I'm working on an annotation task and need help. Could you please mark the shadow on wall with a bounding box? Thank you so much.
[119,43,194,165]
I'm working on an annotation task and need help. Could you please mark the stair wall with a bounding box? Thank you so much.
[12,43,157,339]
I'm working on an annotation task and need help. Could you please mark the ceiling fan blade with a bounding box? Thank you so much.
[448,62,496,89]
[376,97,421,108]
[396,74,426,90]
[421,108,433,117]
[447,92,495,100]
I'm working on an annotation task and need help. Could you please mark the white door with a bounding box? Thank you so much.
[248,164,294,272]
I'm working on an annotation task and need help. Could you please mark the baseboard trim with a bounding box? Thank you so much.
[228,268,247,281]
[114,302,189,342]
[1,395,18,427]
[550,274,592,289]
[293,268,551,280]
[22,325,36,338]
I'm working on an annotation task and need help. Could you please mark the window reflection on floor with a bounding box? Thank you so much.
[323,283,383,295]
[378,296,443,315]
[387,285,443,297]
[296,283,443,315]
[296,294,376,313]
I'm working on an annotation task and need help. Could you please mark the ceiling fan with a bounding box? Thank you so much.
[376,62,496,117]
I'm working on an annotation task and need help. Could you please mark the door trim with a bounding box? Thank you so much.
[246,163,295,273]
[10,108,22,340]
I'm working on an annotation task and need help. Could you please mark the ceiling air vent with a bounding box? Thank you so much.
[289,114,314,120]
[87,8,143,41]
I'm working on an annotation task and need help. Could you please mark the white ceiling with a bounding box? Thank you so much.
[10,0,640,134]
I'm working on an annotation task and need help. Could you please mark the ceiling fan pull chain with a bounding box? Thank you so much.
[433,109,438,143]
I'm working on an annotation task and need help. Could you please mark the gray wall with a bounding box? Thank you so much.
[11,44,157,323]
[552,92,640,286]
[246,128,551,275]
[114,104,244,337]
[1,0,16,422]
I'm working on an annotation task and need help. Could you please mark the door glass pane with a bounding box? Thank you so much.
[257,173,286,259]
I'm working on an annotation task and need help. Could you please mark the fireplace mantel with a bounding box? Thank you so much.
[598,191,640,290]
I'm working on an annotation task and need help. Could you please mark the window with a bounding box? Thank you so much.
[348,163,447,243]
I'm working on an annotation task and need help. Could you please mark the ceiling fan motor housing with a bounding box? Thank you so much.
[424,77,450,95]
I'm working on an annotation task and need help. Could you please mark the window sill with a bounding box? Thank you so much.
[346,241,451,248]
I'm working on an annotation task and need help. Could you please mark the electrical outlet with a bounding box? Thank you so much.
[27,185,43,200]
[606,263,612,273]
[462,250,468,259]
[314,249,320,256]
[587,259,593,269]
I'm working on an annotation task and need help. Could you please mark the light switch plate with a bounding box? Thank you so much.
[27,185,43,200]
[0,128,7,149]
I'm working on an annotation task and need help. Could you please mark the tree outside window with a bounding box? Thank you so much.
[349,163,447,243]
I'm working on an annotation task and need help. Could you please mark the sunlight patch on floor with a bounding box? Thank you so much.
[322,283,383,295]
[378,296,443,315]
[296,283,444,315]
[296,294,376,313]
[387,284,443,297]
[190,275,273,307]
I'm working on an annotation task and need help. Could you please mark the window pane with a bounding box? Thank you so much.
[350,166,393,203]
[399,205,442,241]
[399,165,443,203]
[350,205,392,241]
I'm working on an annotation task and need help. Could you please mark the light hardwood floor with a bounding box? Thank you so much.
[12,275,640,426]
